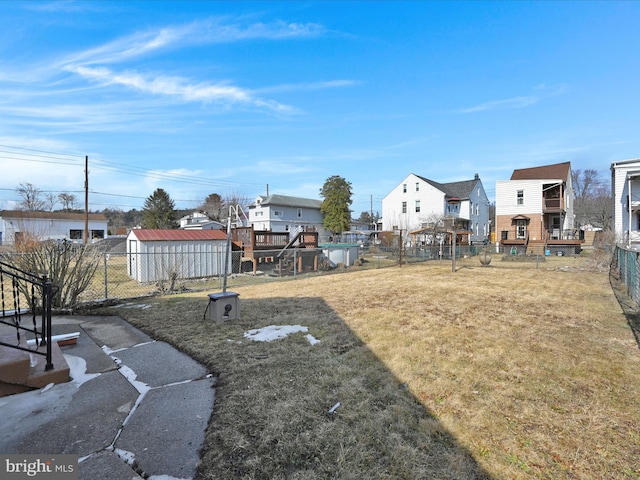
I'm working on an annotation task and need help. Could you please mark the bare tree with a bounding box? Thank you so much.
[572,169,602,202]
[58,193,77,211]
[44,192,57,211]
[572,169,611,229]
[222,191,250,223]
[16,182,45,211]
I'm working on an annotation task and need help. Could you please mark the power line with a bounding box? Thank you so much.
[0,143,263,189]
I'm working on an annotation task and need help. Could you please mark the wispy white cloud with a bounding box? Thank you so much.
[457,84,569,114]
[458,95,538,113]
[255,80,359,94]
[65,65,298,113]
[61,18,324,67]
[49,18,328,113]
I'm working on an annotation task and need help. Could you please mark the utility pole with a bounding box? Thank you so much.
[84,155,89,245]
[370,195,374,230]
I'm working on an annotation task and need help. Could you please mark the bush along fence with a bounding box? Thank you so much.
[611,245,640,306]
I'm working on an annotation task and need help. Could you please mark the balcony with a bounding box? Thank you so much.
[543,197,564,213]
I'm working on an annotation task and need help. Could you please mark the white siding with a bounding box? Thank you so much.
[248,198,329,239]
[126,235,228,283]
[495,180,543,216]
[611,159,640,242]
[382,174,445,231]
[0,216,108,244]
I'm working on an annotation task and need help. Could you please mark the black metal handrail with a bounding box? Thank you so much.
[0,260,54,371]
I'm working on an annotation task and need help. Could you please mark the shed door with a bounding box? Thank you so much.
[128,239,138,280]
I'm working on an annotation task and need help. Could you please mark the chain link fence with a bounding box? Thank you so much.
[71,243,483,304]
[611,245,640,305]
[4,239,598,308]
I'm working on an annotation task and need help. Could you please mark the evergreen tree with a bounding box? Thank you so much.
[142,188,177,229]
[320,175,353,240]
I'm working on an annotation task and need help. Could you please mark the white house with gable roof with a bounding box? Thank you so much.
[382,173,490,244]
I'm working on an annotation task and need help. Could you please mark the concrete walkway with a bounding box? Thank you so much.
[0,315,216,480]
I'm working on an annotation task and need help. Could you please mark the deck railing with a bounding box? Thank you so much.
[0,260,54,371]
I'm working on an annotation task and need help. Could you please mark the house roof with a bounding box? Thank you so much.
[414,175,480,201]
[251,194,322,209]
[510,162,571,181]
[129,229,227,241]
[0,210,107,221]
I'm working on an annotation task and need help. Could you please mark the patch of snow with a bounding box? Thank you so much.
[114,447,136,465]
[244,325,309,342]
[148,475,192,480]
[306,334,320,346]
[115,363,150,395]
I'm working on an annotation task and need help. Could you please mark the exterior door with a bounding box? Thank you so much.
[516,220,527,239]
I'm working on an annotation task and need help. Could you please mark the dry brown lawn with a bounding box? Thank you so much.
[94,253,640,479]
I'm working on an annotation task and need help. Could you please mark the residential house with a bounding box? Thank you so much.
[179,211,225,231]
[611,158,640,244]
[381,173,490,245]
[495,162,577,254]
[0,210,108,245]
[126,229,229,283]
[248,194,331,242]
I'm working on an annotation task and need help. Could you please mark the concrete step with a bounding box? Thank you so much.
[0,334,70,397]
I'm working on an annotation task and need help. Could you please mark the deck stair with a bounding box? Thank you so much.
[527,239,546,256]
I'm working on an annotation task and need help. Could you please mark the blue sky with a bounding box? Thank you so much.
[0,1,638,216]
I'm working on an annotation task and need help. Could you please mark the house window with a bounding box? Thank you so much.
[297,208,302,218]
[255,211,263,217]
[403,184,407,193]
[415,200,420,213]
[69,229,83,239]
[91,230,104,239]
[415,182,419,192]
[516,220,527,239]
[475,204,479,216]
[516,190,524,205]
[274,210,282,217]
[402,201,407,214]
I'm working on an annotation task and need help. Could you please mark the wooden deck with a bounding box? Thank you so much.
[231,227,320,274]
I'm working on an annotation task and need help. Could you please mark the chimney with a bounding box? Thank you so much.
[474,173,479,180]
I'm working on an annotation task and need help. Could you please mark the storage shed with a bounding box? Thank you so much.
[127,229,229,283]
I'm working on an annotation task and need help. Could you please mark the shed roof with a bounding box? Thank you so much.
[510,162,571,181]
[0,210,107,221]
[130,229,227,241]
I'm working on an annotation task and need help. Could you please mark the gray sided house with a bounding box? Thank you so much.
[127,229,229,283]
[0,210,108,245]
[248,194,332,242]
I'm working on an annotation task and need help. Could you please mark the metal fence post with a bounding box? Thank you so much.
[293,249,297,277]
[104,254,108,300]
[42,274,53,371]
